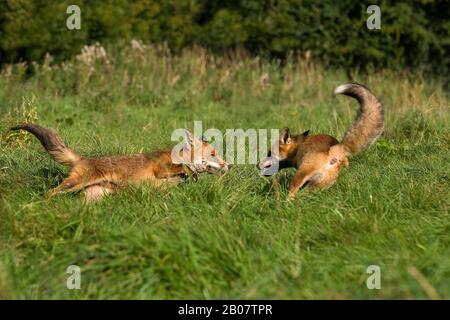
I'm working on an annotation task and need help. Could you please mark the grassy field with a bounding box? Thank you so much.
[0,43,449,299]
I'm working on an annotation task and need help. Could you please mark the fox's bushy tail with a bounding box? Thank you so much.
[10,123,81,167]
[334,83,384,155]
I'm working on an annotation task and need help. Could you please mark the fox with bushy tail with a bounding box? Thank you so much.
[10,124,228,203]
[257,83,384,198]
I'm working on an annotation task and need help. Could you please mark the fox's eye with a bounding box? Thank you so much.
[211,150,216,157]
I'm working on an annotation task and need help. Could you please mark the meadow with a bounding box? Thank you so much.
[0,42,449,299]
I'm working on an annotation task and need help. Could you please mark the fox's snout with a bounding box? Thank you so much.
[257,157,279,176]
[205,159,229,175]
[219,162,229,175]
[221,162,229,171]
[257,158,271,170]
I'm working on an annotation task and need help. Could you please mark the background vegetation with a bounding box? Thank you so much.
[0,44,449,298]
[0,0,449,82]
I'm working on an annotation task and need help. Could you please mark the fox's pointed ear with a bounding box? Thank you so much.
[302,130,310,137]
[183,129,203,148]
[280,127,291,144]
[183,129,194,146]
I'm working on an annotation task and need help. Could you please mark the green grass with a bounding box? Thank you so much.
[0,44,449,299]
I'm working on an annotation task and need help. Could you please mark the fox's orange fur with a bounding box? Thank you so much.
[10,124,228,203]
[258,83,384,198]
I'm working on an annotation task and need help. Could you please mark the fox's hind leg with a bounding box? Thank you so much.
[46,176,84,199]
[46,168,85,199]
[288,166,320,199]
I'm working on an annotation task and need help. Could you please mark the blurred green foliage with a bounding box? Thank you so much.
[0,0,448,78]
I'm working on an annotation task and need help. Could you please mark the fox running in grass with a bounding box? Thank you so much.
[10,125,228,203]
[258,83,384,199]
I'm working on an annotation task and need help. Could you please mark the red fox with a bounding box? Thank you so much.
[10,124,228,203]
[257,83,384,198]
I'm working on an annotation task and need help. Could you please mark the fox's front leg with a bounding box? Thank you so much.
[288,167,316,199]
[152,176,185,188]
